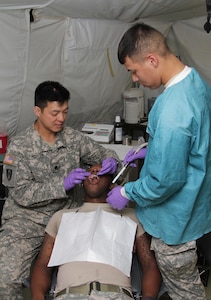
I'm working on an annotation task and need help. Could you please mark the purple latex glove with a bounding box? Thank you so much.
[106,186,129,210]
[123,147,147,167]
[64,168,90,191]
[98,157,118,175]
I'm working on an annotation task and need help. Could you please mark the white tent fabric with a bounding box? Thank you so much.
[172,18,211,84]
[0,0,210,138]
[0,0,206,21]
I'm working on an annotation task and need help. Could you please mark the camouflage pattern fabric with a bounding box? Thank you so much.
[151,237,207,300]
[0,219,44,299]
[0,125,121,300]
[55,289,133,299]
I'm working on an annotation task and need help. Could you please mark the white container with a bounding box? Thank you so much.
[123,88,144,124]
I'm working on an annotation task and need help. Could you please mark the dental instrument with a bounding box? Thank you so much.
[112,141,148,184]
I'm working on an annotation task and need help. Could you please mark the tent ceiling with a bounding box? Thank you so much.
[0,0,207,22]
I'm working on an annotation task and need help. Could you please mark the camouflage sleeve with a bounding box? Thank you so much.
[3,141,67,208]
[2,128,122,209]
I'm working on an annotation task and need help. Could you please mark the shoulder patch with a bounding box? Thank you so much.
[3,154,15,165]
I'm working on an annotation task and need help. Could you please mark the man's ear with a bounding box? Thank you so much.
[34,106,41,118]
[146,53,158,68]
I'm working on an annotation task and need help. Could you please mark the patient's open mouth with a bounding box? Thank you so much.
[88,174,100,184]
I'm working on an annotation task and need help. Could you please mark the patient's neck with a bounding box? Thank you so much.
[85,197,106,204]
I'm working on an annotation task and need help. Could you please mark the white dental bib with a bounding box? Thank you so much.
[48,207,137,276]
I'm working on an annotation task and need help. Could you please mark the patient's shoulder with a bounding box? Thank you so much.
[46,207,83,236]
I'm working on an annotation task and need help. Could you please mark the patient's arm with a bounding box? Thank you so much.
[136,233,162,299]
[31,233,55,300]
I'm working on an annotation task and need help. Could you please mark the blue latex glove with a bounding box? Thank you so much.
[106,186,129,210]
[98,157,118,175]
[64,168,90,191]
[123,147,147,167]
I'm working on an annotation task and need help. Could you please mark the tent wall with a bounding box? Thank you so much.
[0,9,210,138]
[172,17,211,83]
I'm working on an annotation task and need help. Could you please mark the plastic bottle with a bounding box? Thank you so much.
[114,115,123,144]
[0,120,8,161]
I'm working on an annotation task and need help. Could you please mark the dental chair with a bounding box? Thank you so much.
[22,266,57,300]
[197,231,211,287]
[131,253,167,300]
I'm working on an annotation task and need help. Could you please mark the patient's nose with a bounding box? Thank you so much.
[90,168,101,174]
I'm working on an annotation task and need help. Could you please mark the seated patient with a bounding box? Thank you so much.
[30,165,161,300]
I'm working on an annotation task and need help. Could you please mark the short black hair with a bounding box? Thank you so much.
[118,23,169,64]
[34,81,70,110]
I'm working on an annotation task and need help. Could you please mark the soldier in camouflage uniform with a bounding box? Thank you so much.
[0,81,122,300]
